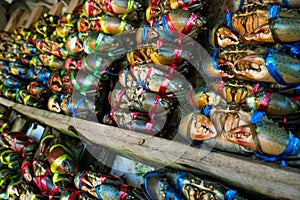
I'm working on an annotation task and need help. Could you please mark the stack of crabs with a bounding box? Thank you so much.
[0,100,247,199]
[0,0,298,185]
[181,0,300,167]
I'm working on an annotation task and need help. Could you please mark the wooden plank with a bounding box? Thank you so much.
[48,2,65,16]
[0,97,299,200]
[0,3,7,30]
[4,8,26,32]
[65,0,84,13]
[24,5,47,29]
[16,9,29,28]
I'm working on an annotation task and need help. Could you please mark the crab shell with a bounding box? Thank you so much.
[44,143,79,175]
[164,169,229,200]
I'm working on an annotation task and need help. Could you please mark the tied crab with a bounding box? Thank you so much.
[77,15,134,34]
[163,169,244,200]
[127,44,195,67]
[83,31,130,55]
[143,169,244,200]
[109,88,178,115]
[21,158,72,198]
[210,4,300,47]
[179,105,254,154]
[0,132,38,157]
[74,170,147,199]
[222,119,300,165]
[39,135,79,175]
[147,8,207,40]
[103,108,166,135]
[59,93,96,119]
[246,91,300,115]
[82,0,145,22]
[204,44,300,85]
[118,64,192,97]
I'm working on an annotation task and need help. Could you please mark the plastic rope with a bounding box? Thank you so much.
[253,136,299,166]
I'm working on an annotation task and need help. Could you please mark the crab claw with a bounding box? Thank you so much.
[179,112,217,141]
[242,26,274,43]
[203,59,235,79]
[222,122,291,156]
[242,18,300,44]
[209,25,239,48]
[222,125,256,151]
[47,95,61,113]
[233,55,275,82]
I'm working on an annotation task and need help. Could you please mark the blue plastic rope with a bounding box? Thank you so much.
[239,0,245,9]
[212,49,220,70]
[203,105,211,116]
[250,110,265,124]
[269,5,281,19]
[72,96,86,117]
[95,185,103,200]
[282,41,300,58]
[282,0,291,9]
[142,25,149,42]
[225,189,237,200]
[225,12,233,30]
[254,136,300,164]
[176,172,187,197]
[265,49,287,86]
[295,85,300,94]
[162,14,175,37]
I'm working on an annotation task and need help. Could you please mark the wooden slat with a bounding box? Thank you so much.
[0,97,299,200]
[0,3,7,30]
[24,5,47,29]
[65,0,84,13]
[16,9,29,28]
[48,1,65,16]
[4,8,27,32]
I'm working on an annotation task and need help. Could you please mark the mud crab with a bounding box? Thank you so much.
[0,132,38,157]
[205,45,300,85]
[210,4,300,47]
[143,169,245,200]
[223,119,300,158]
[74,170,147,199]
[39,135,79,175]
[179,105,254,154]
[118,64,192,96]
